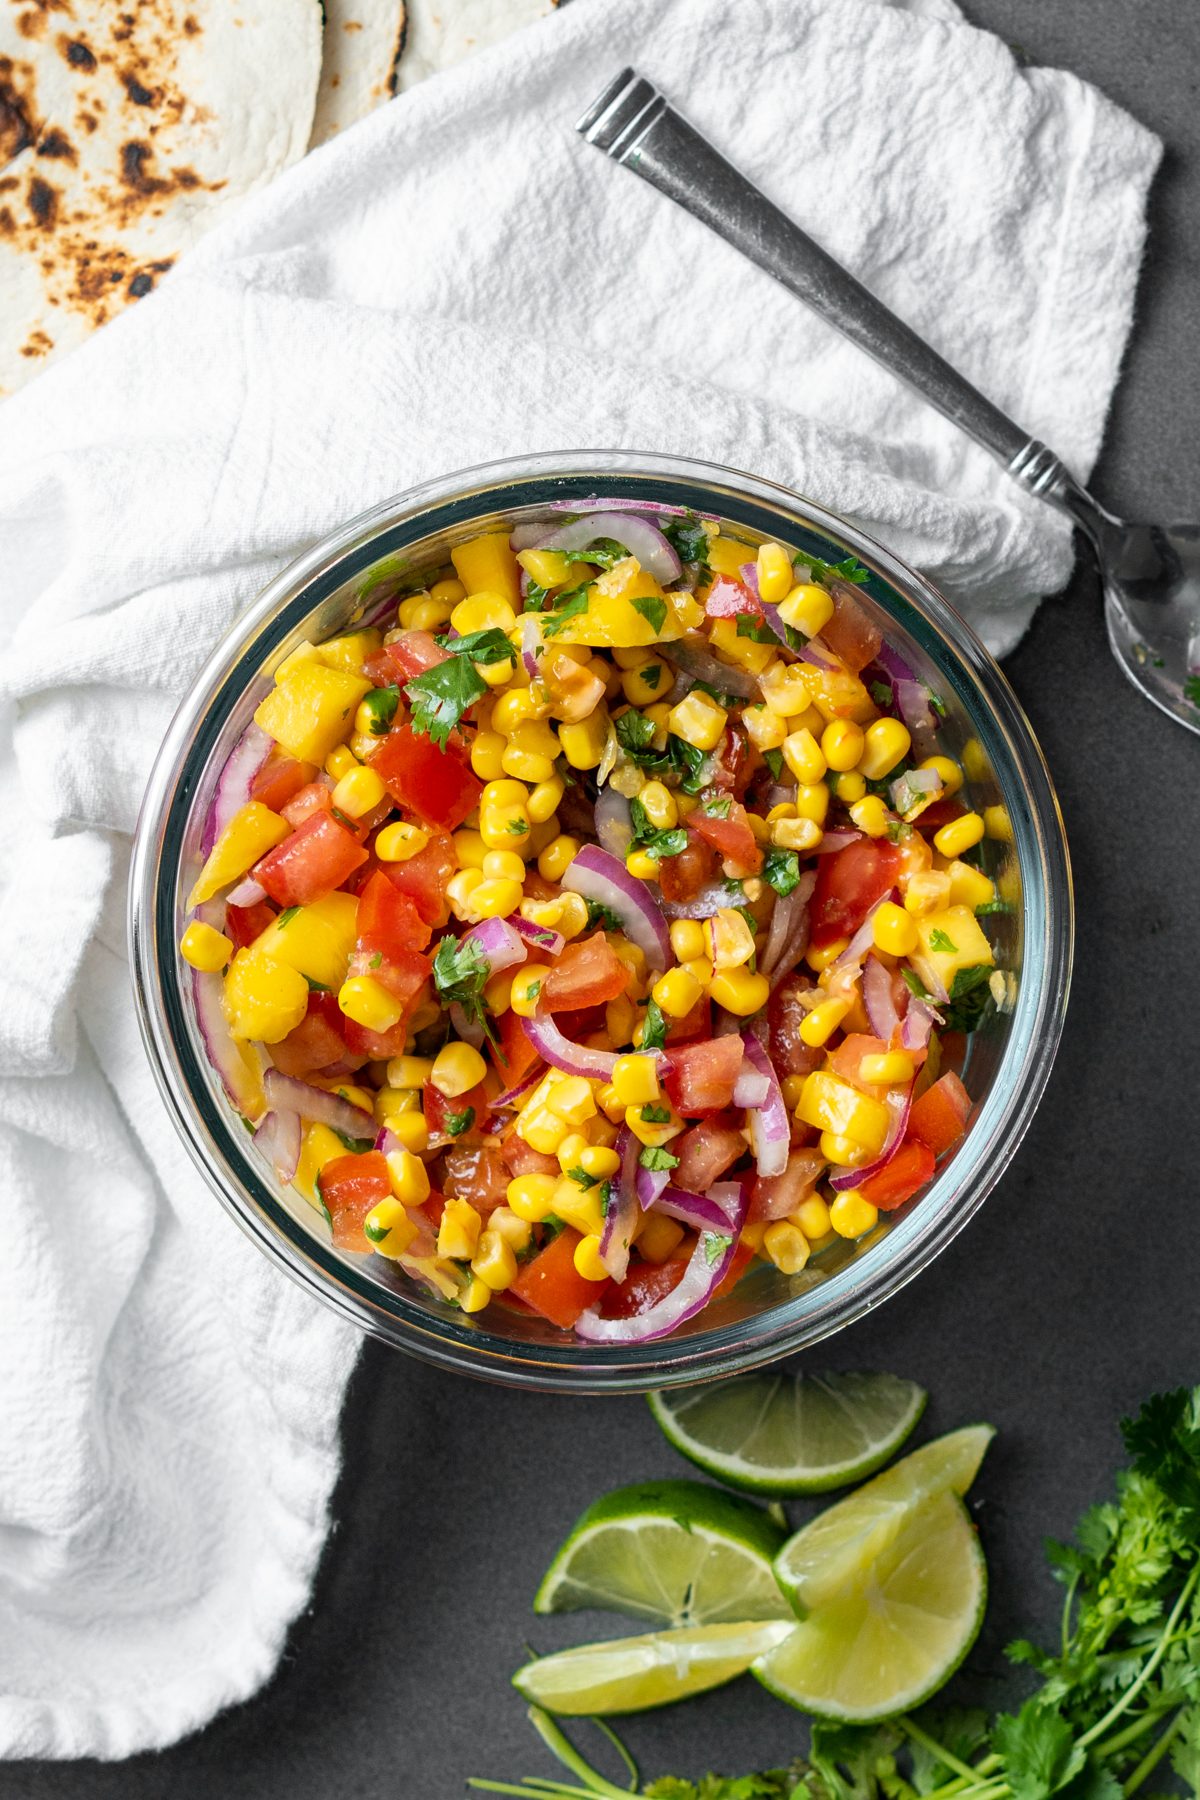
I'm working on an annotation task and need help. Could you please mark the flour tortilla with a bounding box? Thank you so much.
[392,0,556,95]
[0,0,322,396]
[310,0,407,149]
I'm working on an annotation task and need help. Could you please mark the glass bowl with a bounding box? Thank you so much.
[129,451,1072,1392]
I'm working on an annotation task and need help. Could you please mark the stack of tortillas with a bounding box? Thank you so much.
[0,0,556,397]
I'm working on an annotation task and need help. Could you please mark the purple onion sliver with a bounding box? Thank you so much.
[462,916,528,973]
[659,636,760,699]
[863,954,901,1041]
[509,914,565,958]
[829,1084,914,1191]
[226,876,268,908]
[192,966,265,1121]
[635,1164,670,1210]
[263,1067,376,1139]
[521,614,541,680]
[203,721,273,855]
[650,1183,737,1234]
[494,1065,544,1109]
[594,785,633,862]
[599,1125,639,1282]
[573,1181,750,1344]
[900,995,942,1052]
[813,831,862,854]
[834,895,893,971]
[521,1011,623,1082]
[740,1032,789,1178]
[536,512,681,585]
[562,843,672,970]
[732,1064,770,1108]
[875,641,920,687]
[542,496,700,520]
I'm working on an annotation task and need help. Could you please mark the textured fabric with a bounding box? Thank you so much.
[0,0,1159,1760]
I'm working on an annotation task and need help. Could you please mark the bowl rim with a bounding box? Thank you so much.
[129,448,1073,1392]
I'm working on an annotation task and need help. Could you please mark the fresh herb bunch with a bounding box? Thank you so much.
[471,1387,1200,1800]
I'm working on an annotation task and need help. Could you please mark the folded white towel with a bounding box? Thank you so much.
[0,0,1159,1759]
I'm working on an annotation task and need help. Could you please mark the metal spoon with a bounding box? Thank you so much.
[577,69,1200,735]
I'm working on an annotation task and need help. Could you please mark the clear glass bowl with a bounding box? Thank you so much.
[129,451,1072,1392]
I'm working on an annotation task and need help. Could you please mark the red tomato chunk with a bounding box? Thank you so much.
[255,811,367,906]
[369,723,481,833]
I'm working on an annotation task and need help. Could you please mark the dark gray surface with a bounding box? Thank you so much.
[6,2,1199,1795]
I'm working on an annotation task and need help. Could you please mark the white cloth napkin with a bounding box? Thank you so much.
[0,0,1159,1760]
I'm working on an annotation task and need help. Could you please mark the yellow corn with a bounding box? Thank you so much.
[471,1228,519,1292]
[805,936,848,972]
[573,1235,610,1282]
[947,859,996,910]
[859,1051,915,1086]
[180,920,233,972]
[794,782,830,825]
[337,975,406,1034]
[386,1148,431,1207]
[708,967,770,1016]
[470,730,507,782]
[595,1081,625,1123]
[904,869,953,916]
[537,832,580,882]
[437,1198,483,1260]
[872,900,918,957]
[829,1190,880,1238]
[516,547,573,588]
[849,794,890,838]
[778,582,835,638]
[820,1131,873,1167]
[528,775,565,824]
[934,811,986,858]
[388,1111,429,1154]
[705,908,757,970]
[459,1276,491,1315]
[756,541,794,604]
[782,727,827,785]
[920,754,963,796]
[831,770,866,804]
[467,875,524,920]
[331,765,386,820]
[821,719,865,772]
[651,966,704,1018]
[625,1102,684,1147]
[506,1173,558,1222]
[741,702,787,751]
[294,1122,346,1206]
[626,849,659,880]
[709,618,776,675]
[362,1198,419,1259]
[386,1056,434,1089]
[771,816,823,852]
[638,1211,686,1264]
[446,868,485,919]
[558,708,610,769]
[794,1194,832,1241]
[488,1207,533,1253]
[858,718,912,780]
[430,1042,487,1097]
[638,780,679,830]
[621,657,669,706]
[611,1053,661,1107]
[516,1105,570,1155]
[509,968,546,1017]
[552,1178,606,1238]
[668,691,728,752]
[451,592,517,636]
[546,1075,598,1128]
[480,848,525,884]
[405,597,454,633]
[799,997,850,1048]
[480,803,531,851]
[669,919,707,963]
[580,1144,622,1179]
[325,744,359,782]
[375,820,430,863]
[760,664,812,718]
[763,1220,810,1274]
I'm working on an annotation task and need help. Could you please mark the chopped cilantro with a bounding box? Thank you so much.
[703,1231,732,1266]
[763,747,784,781]
[562,536,627,568]
[631,594,667,634]
[523,580,550,612]
[870,679,894,707]
[901,967,931,999]
[735,613,773,643]
[405,655,486,748]
[363,1216,391,1244]
[305,978,330,992]
[276,906,301,927]
[639,1146,679,1172]
[927,688,947,717]
[541,587,592,637]
[434,626,514,665]
[615,709,658,759]
[639,661,663,690]
[360,685,400,735]
[640,1104,672,1124]
[886,818,913,843]
[432,933,499,1051]
[505,817,529,836]
[444,1106,476,1136]
[584,899,623,932]
[700,793,732,819]
[662,511,712,570]
[976,898,1013,916]
[763,847,801,897]
[669,735,708,794]
[333,1131,374,1153]
[629,797,688,860]
[802,552,870,585]
[942,964,994,1033]
[368,951,383,969]
[566,1166,599,1190]
[641,997,668,1053]
[929,928,958,954]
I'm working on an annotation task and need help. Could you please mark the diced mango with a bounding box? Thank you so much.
[911,904,996,996]
[796,1071,891,1155]
[314,628,383,677]
[555,558,677,649]
[803,664,876,724]
[705,533,753,578]
[221,947,310,1044]
[254,662,371,766]
[188,801,290,908]
[295,1122,350,1208]
[252,891,359,990]
[451,532,521,606]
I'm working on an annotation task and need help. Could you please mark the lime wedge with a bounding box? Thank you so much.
[533,1479,791,1627]
[773,1424,993,1613]
[648,1371,927,1496]
[754,1491,986,1721]
[515,1619,795,1715]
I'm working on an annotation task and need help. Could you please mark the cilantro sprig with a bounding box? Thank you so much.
[629,797,688,861]
[431,933,499,1053]
[405,628,513,748]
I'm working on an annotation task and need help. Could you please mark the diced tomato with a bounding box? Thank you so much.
[663,1034,744,1117]
[915,797,966,833]
[362,649,397,687]
[270,991,355,1077]
[370,724,482,833]
[281,780,334,828]
[319,1151,390,1252]
[709,725,759,800]
[821,586,882,673]
[348,942,429,1006]
[704,576,760,619]
[251,754,318,814]
[378,830,457,928]
[858,1139,936,1211]
[424,1078,492,1142]
[666,994,712,1044]
[810,838,901,947]
[672,1115,747,1192]
[767,972,822,1078]
[511,1228,610,1330]
[356,871,431,956]
[254,811,368,907]
[412,1188,447,1230]
[598,1254,687,1319]
[657,836,719,904]
[440,1143,510,1214]
[540,934,630,1012]
[689,800,762,875]
[385,630,452,680]
[499,1126,558,1180]
[225,898,277,950]
[749,1147,827,1223]
[908,1071,972,1157]
[492,1004,544,1086]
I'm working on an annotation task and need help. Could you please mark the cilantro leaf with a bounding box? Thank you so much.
[629,797,688,860]
[942,965,995,1033]
[640,1103,672,1124]
[615,708,659,759]
[763,846,802,897]
[276,906,302,927]
[639,1146,679,1172]
[641,997,668,1053]
[700,792,732,819]
[523,580,550,612]
[566,1166,599,1190]
[405,656,486,749]
[901,967,931,999]
[444,1105,475,1136]
[702,1231,731,1266]
[763,747,784,781]
[871,680,894,707]
[662,511,712,570]
[803,552,871,586]
[736,613,773,643]
[631,593,668,634]
[542,586,592,637]
[584,898,624,933]
[562,536,627,568]
[1122,1387,1200,1533]
[435,626,514,665]
[360,684,400,735]
[432,933,499,1051]
[929,928,958,954]
[976,899,1013,916]
[993,1703,1083,1800]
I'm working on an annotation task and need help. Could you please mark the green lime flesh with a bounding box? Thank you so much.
[515,1619,795,1715]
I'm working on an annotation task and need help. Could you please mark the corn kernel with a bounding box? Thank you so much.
[858,717,912,780]
[668,691,728,752]
[528,775,565,824]
[537,833,580,883]
[920,754,963,796]
[501,745,556,785]
[558,709,610,770]
[573,1235,610,1282]
[741,1221,768,1255]
[489,1207,533,1253]
[431,1041,487,1097]
[983,805,1012,843]
[469,729,506,782]
[338,975,405,1033]
[705,908,757,970]
[471,1227,519,1292]
[820,1131,873,1167]
[490,690,539,735]
[794,782,830,825]
[516,547,573,588]
[805,936,849,971]
[638,780,679,830]
[872,900,918,957]
[859,1051,916,1086]
[388,1111,429,1154]
[480,804,531,850]
[580,1144,622,1179]
[626,849,659,880]
[638,1211,686,1264]
[668,919,705,964]
[331,764,386,820]
[760,664,813,718]
[612,1053,661,1107]
[552,1177,605,1237]
[430,576,468,607]
[829,1190,880,1238]
[621,656,669,706]
[763,1220,811,1274]
[509,968,546,1017]
[794,1194,832,1240]
[363,1198,419,1259]
[479,848,525,885]
[459,1275,491,1314]
[831,769,866,804]
[904,870,953,916]
[756,540,794,604]
[467,875,524,920]
[947,859,996,910]
[437,1197,483,1260]
[452,592,517,636]
[778,582,835,638]
[782,727,827,785]
[325,744,359,782]
[625,1103,684,1147]
[771,816,823,852]
[709,966,770,1016]
[934,811,986,858]
[596,1081,625,1123]
[506,1173,558,1222]
[407,596,454,633]
[849,795,890,838]
[798,1071,890,1152]
[375,820,430,863]
[652,966,704,1018]
[374,1084,414,1123]
[447,868,484,918]
[386,1148,431,1207]
[799,997,850,1047]
[709,618,776,675]
[821,719,865,773]
[738,701,786,752]
[546,1075,597,1128]
[180,920,233,972]
[517,1103,567,1156]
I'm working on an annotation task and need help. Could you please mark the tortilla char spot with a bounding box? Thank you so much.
[344,19,363,30]
[121,72,156,106]
[62,36,97,70]
[182,15,201,35]
[0,206,15,237]
[20,328,54,358]
[78,110,98,132]
[17,12,47,39]
[27,175,57,229]
[36,126,76,161]
[0,59,41,163]
[120,139,165,195]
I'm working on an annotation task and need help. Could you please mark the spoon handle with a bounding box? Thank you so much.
[577,70,1082,512]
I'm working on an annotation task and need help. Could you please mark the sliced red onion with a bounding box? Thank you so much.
[659,635,760,699]
[889,766,942,817]
[762,870,816,989]
[542,496,698,520]
[494,1064,544,1109]
[834,895,893,971]
[263,1067,375,1138]
[462,916,528,974]
[754,600,799,662]
[192,967,266,1122]
[732,1061,770,1108]
[635,1164,671,1209]
[449,1002,486,1049]
[374,1126,401,1156]
[203,722,273,853]
[510,521,549,551]
[814,831,863,854]
[536,512,682,585]
[574,1180,749,1343]
[901,995,943,1051]
[797,635,840,671]
[740,1032,789,1178]
[659,880,740,922]
[863,954,901,1041]
[509,914,565,958]
[830,1083,914,1191]
[226,876,268,907]
[594,786,633,861]
[520,614,541,680]
[875,641,919,687]
[649,1183,739,1233]
[599,1126,639,1282]
[562,844,671,970]
[522,1011,621,1081]
[254,1109,301,1182]
[893,680,940,759]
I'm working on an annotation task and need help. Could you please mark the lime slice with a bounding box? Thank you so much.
[515,1619,795,1715]
[648,1371,927,1496]
[533,1479,791,1627]
[773,1424,993,1613]
[754,1491,986,1721]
